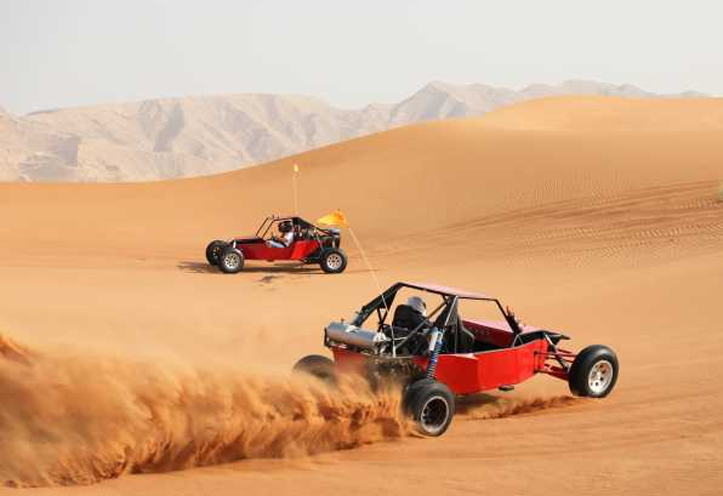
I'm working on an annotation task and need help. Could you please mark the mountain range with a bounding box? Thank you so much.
[0,80,707,182]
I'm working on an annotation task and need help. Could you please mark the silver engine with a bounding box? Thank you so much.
[325,321,389,352]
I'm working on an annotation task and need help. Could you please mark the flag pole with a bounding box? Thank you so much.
[347,226,386,304]
[318,210,388,314]
[292,163,300,215]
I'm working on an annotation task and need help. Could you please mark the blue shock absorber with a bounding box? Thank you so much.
[426,328,444,379]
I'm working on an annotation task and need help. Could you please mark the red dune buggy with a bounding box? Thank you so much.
[206,216,348,274]
[294,282,619,436]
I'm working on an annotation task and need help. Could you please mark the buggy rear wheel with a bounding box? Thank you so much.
[404,379,455,437]
[292,355,337,384]
[205,240,227,265]
[218,247,244,274]
[568,345,619,398]
[320,248,347,274]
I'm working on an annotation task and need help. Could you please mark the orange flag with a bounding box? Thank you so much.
[317,210,348,227]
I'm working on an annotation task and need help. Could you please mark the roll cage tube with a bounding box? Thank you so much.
[392,296,458,356]
[350,282,524,352]
[255,216,339,240]
[254,216,274,238]
[385,298,447,356]
[353,283,517,328]
[352,283,403,326]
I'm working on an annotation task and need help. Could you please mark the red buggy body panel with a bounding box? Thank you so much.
[235,238,322,261]
[331,347,369,374]
[332,337,549,395]
[412,339,548,394]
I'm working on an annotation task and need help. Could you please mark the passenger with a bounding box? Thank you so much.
[267,220,295,248]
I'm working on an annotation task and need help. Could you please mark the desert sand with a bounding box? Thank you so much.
[1,96,722,494]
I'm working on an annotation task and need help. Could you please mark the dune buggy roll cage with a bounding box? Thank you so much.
[349,282,524,358]
[255,215,340,240]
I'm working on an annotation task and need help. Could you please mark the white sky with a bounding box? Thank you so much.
[1,0,721,114]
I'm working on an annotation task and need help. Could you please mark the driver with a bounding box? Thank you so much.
[407,296,428,324]
[390,296,431,355]
[267,220,295,248]
[392,296,429,332]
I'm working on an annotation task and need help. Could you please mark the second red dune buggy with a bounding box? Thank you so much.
[206,215,348,274]
[294,282,619,436]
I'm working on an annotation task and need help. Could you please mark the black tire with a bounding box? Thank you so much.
[403,379,455,437]
[218,246,244,274]
[319,248,347,274]
[568,345,619,398]
[205,240,227,266]
[292,355,336,383]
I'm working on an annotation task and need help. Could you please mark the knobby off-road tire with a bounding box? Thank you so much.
[404,379,455,437]
[319,248,348,274]
[218,246,244,274]
[205,240,227,265]
[292,355,337,384]
[568,345,619,398]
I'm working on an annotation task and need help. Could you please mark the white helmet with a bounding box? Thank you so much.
[407,296,427,317]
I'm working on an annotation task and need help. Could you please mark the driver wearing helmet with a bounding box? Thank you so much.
[407,296,428,321]
[267,220,295,248]
[392,296,430,332]
[390,296,431,355]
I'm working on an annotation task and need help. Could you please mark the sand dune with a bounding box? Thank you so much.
[0,96,722,494]
[1,82,707,182]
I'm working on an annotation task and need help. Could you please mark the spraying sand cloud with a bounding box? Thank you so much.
[0,336,406,487]
[0,334,584,488]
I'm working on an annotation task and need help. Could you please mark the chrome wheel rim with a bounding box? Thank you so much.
[326,253,343,270]
[420,396,449,435]
[588,360,613,394]
[224,253,241,269]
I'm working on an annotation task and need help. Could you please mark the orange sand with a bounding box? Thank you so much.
[1,96,722,495]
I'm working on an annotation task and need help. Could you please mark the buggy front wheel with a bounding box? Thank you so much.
[319,248,348,274]
[218,247,244,274]
[568,345,619,398]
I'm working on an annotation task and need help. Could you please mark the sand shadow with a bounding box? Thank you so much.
[176,261,323,275]
[177,261,220,274]
[177,261,370,276]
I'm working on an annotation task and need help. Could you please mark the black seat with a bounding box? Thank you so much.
[455,319,476,354]
[432,303,475,354]
[441,315,475,354]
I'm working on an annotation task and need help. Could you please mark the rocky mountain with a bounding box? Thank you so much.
[0,81,708,182]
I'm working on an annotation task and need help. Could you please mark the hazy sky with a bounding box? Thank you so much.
[1,0,721,114]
